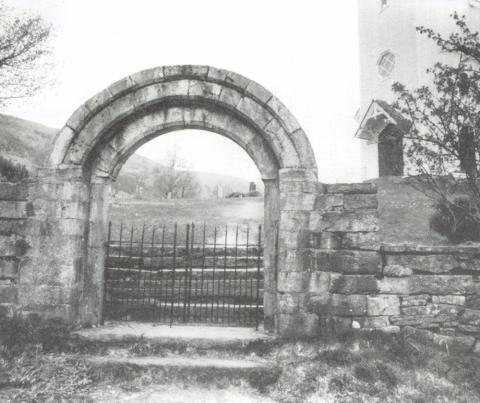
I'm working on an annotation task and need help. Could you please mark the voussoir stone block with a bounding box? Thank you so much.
[367,295,400,316]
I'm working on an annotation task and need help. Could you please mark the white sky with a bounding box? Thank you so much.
[3,0,361,183]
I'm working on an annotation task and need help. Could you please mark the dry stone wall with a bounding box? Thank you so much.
[0,180,32,317]
[306,182,480,353]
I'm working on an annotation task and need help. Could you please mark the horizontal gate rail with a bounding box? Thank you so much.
[103,222,264,328]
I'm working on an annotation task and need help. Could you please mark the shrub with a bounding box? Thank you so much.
[0,155,29,182]
[430,194,480,243]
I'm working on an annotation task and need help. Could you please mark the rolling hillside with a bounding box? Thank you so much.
[0,113,259,194]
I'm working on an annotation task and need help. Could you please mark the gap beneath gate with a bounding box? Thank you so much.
[103,222,264,328]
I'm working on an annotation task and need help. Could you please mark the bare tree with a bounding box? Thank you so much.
[0,1,52,104]
[154,145,200,199]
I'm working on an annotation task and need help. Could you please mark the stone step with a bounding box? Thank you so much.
[73,322,273,350]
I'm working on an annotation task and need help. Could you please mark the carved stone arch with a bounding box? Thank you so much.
[41,66,318,336]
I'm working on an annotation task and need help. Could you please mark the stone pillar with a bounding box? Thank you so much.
[263,178,279,332]
[81,175,111,324]
[19,167,89,321]
[276,168,319,337]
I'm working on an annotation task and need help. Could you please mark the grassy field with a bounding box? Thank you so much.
[109,197,264,244]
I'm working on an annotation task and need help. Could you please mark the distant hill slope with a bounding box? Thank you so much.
[0,113,259,193]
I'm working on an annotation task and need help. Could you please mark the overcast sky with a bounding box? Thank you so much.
[4,0,361,183]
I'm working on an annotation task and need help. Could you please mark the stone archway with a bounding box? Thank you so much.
[39,65,318,336]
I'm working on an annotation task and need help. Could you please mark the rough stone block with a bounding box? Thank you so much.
[339,232,380,250]
[0,234,16,255]
[378,275,478,295]
[330,275,378,294]
[325,183,377,195]
[277,312,320,338]
[358,315,391,328]
[278,248,312,272]
[309,294,367,316]
[432,295,466,305]
[401,304,464,316]
[313,250,382,274]
[18,284,70,305]
[277,271,309,293]
[0,257,17,278]
[309,271,338,295]
[466,295,480,309]
[385,253,480,275]
[403,326,476,354]
[0,201,28,218]
[280,193,316,211]
[310,211,378,233]
[0,183,28,201]
[460,309,480,326]
[383,264,412,277]
[0,284,16,303]
[278,293,306,314]
[390,313,458,327]
[343,194,378,210]
[314,194,343,212]
[401,294,430,306]
[266,96,301,134]
[367,295,400,316]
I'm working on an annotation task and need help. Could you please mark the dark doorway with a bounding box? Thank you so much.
[378,124,404,176]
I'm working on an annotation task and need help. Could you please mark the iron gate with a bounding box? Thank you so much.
[103,222,263,328]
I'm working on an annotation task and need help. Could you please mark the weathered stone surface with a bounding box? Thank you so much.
[466,295,480,309]
[0,284,17,303]
[310,211,379,233]
[0,182,28,201]
[277,312,320,338]
[0,258,17,278]
[308,271,339,295]
[0,201,28,218]
[403,326,476,354]
[460,309,480,326]
[390,314,458,326]
[343,194,378,211]
[277,271,309,293]
[378,275,478,295]
[401,304,464,316]
[383,264,412,277]
[18,284,70,305]
[401,294,430,306]
[312,250,381,274]
[330,275,378,294]
[385,253,480,274]
[278,293,306,314]
[457,324,480,334]
[279,211,310,233]
[325,183,377,195]
[309,294,367,316]
[278,248,312,272]
[314,194,343,212]
[432,295,465,305]
[339,232,380,250]
[357,315,391,328]
[367,295,400,316]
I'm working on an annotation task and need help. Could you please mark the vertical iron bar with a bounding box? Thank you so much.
[255,225,262,330]
[169,223,178,327]
[221,225,228,323]
[102,221,112,324]
[148,226,156,321]
[125,224,135,321]
[200,223,206,322]
[182,224,190,322]
[233,225,239,325]
[118,223,124,320]
[245,225,250,326]
[210,226,217,322]
[187,223,195,322]
[138,223,146,318]
[159,226,166,322]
